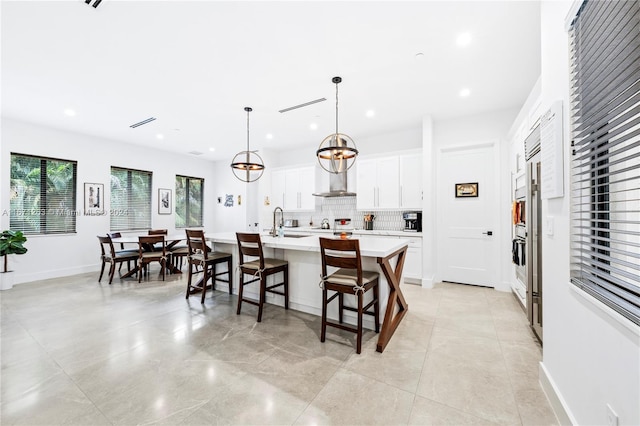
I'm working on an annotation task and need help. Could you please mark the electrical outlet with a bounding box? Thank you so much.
[606,404,618,426]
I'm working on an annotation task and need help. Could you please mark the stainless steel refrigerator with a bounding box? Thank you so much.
[525,125,543,343]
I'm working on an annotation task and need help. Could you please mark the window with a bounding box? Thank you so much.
[175,175,204,228]
[569,0,640,325]
[110,167,152,231]
[9,153,77,234]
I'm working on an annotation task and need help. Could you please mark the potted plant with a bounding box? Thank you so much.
[0,230,28,290]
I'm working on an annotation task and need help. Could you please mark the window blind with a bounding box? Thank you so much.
[569,0,640,325]
[110,167,152,231]
[10,153,77,234]
[175,175,204,228]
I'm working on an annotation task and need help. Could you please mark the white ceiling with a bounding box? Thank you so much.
[1,1,541,162]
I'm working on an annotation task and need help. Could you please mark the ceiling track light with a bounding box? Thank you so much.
[316,76,358,174]
[230,107,265,183]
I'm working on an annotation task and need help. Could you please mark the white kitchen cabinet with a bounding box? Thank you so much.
[356,157,400,209]
[402,236,423,282]
[399,154,422,209]
[273,165,316,211]
[271,169,286,208]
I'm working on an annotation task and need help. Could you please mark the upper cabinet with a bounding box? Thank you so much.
[356,152,422,210]
[356,157,399,210]
[272,169,286,208]
[356,153,422,210]
[272,165,316,211]
[399,154,422,209]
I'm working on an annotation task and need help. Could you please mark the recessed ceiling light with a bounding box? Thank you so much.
[266,133,273,140]
[209,147,215,152]
[415,52,424,61]
[156,133,164,140]
[366,110,375,118]
[456,32,472,47]
[63,108,76,117]
[310,123,318,130]
[459,88,471,97]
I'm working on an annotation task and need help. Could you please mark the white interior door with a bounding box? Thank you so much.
[437,142,499,287]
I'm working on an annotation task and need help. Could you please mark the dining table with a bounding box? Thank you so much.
[110,234,187,277]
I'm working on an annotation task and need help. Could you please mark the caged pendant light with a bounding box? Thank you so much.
[316,76,358,174]
[230,107,265,182]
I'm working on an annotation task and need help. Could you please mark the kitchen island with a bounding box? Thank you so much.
[207,232,409,353]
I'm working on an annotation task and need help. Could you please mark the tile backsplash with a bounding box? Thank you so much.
[286,197,410,231]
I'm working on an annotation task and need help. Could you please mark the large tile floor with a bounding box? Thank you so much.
[0,270,559,425]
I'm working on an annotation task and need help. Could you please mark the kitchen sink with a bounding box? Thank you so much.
[283,234,309,238]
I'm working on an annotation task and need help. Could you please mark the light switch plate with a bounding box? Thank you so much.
[546,216,554,236]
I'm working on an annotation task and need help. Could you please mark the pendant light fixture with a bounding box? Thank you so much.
[316,76,358,174]
[230,107,265,182]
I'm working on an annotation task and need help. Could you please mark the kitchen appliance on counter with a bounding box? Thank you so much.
[402,211,422,232]
[321,218,330,229]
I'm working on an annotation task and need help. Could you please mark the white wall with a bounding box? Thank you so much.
[539,2,640,425]
[1,118,217,284]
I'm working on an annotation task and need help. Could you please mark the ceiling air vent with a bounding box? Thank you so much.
[279,98,326,113]
[84,0,103,8]
[188,151,204,156]
[129,117,156,128]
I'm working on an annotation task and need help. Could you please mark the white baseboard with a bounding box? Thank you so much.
[539,361,576,425]
[495,279,512,292]
[421,276,434,288]
[13,264,99,285]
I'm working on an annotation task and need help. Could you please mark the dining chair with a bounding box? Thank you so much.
[97,235,139,284]
[185,229,232,303]
[138,235,169,282]
[146,229,168,251]
[108,232,137,272]
[318,237,380,354]
[236,232,288,322]
[148,228,189,269]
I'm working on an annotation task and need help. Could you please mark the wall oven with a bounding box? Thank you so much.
[513,224,526,285]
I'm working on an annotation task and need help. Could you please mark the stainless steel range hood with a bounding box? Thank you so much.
[313,171,356,197]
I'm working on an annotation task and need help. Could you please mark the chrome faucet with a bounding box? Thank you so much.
[271,206,284,237]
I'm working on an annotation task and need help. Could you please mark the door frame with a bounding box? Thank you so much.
[435,140,501,286]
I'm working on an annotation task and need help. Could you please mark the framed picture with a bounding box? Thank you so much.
[84,183,104,215]
[455,182,478,198]
[158,188,172,214]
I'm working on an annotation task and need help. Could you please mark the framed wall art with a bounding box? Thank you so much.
[158,188,172,214]
[455,182,478,198]
[84,183,104,215]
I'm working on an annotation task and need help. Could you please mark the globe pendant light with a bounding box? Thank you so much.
[230,107,265,182]
[316,76,358,174]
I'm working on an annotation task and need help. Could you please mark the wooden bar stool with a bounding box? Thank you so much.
[319,237,380,354]
[236,232,289,322]
[185,229,232,303]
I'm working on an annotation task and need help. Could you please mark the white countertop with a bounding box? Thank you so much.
[207,232,409,258]
[284,227,422,238]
